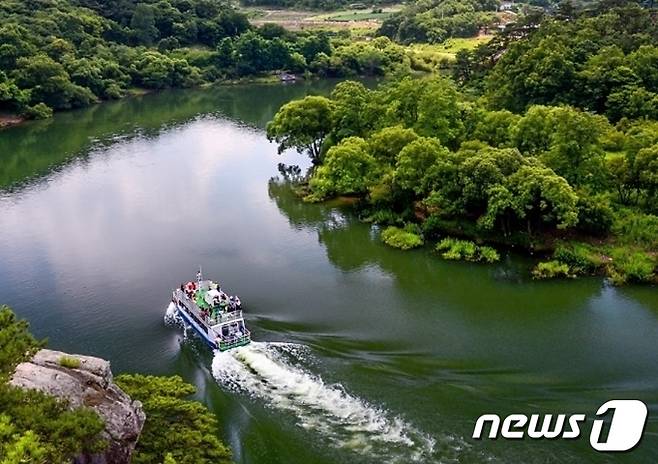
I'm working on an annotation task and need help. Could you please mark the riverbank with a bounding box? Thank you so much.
[288,180,658,286]
[0,113,25,129]
[0,75,296,131]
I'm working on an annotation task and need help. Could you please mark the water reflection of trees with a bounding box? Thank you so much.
[0,81,339,191]
[268,179,599,317]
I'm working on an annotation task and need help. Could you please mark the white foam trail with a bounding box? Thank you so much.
[212,342,437,462]
[164,301,179,325]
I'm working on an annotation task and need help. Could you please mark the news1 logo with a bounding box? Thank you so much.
[473,400,648,452]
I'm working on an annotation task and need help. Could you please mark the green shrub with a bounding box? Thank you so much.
[479,246,501,263]
[438,238,477,260]
[435,238,500,262]
[362,209,404,226]
[381,226,424,250]
[532,260,574,279]
[422,215,481,240]
[607,248,656,284]
[0,306,42,377]
[58,356,81,369]
[576,193,614,236]
[553,242,605,274]
[422,214,446,238]
[612,209,658,249]
[23,103,53,120]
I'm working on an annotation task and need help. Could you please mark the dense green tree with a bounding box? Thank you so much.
[606,85,658,121]
[13,54,97,110]
[0,24,35,70]
[0,72,28,111]
[257,23,288,40]
[482,164,579,235]
[539,106,609,187]
[115,375,232,464]
[309,137,381,198]
[234,31,270,75]
[511,105,611,187]
[377,77,426,128]
[131,4,159,45]
[0,306,41,378]
[368,126,419,165]
[215,37,236,70]
[330,80,371,141]
[297,33,331,63]
[471,110,521,148]
[575,192,614,235]
[414,77,465,148]
[627,45,658,92]
[607,154,635,204]
[458,147,526,215]
[512,105,554,155]
[266,96,334,163]
[634,144,658,204]
[394,137,447,195]
[0,419,48,464]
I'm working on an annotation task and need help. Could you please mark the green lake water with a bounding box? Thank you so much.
[0,81,657,464]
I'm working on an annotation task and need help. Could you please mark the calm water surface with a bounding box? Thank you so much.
[1,81,657,464]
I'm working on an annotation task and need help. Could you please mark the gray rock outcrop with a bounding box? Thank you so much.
[10,349,145,464]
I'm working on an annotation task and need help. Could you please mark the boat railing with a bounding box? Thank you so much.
[208,311,244,328]
[217,331,251,351]
[216,310,244,324]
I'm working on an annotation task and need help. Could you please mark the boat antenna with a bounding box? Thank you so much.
[197,266,202,283]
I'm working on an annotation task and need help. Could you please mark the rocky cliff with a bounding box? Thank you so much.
[10,349,145,464]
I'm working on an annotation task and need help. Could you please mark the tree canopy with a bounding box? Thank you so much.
[115,374,232,464]
[267,96,335,163]
[0,0,410,119]
[269,58,658,282]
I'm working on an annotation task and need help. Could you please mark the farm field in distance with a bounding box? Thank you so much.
[242,4,403,30]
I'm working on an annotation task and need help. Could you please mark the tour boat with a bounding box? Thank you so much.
[171,270,251,351]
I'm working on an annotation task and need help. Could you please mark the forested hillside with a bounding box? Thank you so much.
[456,2,658,120]
[0,0,411,120]
[268,2,658,284]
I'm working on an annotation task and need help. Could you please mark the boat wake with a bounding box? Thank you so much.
[212,342,439,463]
[164,301,178,323]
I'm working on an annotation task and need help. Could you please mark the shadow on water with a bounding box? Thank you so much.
[267,178,658,464]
